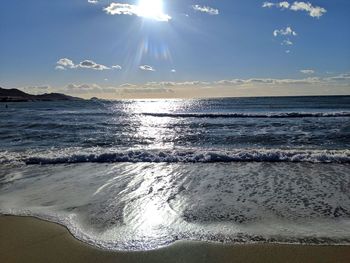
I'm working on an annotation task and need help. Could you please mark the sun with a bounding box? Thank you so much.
[136,0,171,22]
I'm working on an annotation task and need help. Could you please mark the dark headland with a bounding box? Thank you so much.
[0,87,83,102]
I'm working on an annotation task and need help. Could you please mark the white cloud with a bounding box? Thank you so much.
[279,1,290,9]
[57,58,76,69]
[112,65,122,70]
[64,83,117,94]
[56,58,111,71]
[262,1,326,18]
[290,2,326,18]
[263,1,290,9]
[214,77,322,86]
[30,73,350,98]
[139,65,155,71]
[104,3,139,16]
[273,26,297,37]
[171,69,176,73]
[300,69,315,74]
[20,86,52,95]
[104,2,171,22]
[88,0,99,4]
[122,87,174,94]
[120,83,136,87]
[78,60,110,71]
[262,2,275,8]
[326,73,350,81]
[55,65,66,71]
[192,5,219,15]
[282,39,293,45]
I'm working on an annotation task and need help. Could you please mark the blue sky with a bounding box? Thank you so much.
[0,0,349,98]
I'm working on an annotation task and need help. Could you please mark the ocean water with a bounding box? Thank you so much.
[0,96,350,250]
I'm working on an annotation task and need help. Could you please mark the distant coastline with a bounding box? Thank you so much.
[1,87,349,102]
[0,87,83,102]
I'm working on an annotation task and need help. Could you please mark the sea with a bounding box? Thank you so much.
[0,96,350,250]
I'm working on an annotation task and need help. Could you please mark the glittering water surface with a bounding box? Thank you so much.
[0,96,350,250]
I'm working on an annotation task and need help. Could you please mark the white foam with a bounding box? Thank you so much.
[0,148,349,165]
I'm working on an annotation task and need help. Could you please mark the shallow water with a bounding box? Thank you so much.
[0,96,350,250]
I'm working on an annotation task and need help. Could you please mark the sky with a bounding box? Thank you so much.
[0,0,349,99]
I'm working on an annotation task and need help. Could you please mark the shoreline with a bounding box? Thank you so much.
[1,215,350,263]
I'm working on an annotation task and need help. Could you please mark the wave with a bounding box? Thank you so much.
[141,111,350,119]
[1,148,349,165]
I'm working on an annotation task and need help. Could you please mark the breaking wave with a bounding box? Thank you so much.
[1,148,349,165]
[141,111,350,118]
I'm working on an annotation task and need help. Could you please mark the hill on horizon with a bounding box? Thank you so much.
[0,87,83,102]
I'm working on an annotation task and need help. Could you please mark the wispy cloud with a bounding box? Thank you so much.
[273,26,297,37]
[326,73,350,81]
[263,1,326,18]
[263,1,290,9]
[282,39,293,45]
[300,69,315,74]
[55,65,66,71]
[139,65,155,71]
[88,0,99,4]
[192,5,219,15]
[273,27,297,52]
[23,73,350,99]
[112,65,122,70]
[104,2,171,22]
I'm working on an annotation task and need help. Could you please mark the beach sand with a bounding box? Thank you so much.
[1,215,350,263]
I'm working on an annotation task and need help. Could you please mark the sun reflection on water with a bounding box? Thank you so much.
[127,100,185,149]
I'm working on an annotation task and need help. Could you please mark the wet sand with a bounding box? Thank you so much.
[1,215,350,263]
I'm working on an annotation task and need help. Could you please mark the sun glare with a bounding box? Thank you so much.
[137,0,171,22]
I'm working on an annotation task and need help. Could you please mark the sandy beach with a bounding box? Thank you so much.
[0,215,349,263]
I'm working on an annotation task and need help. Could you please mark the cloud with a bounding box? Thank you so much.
[88,0,99,4]
[29,73,350,99]
[104,2,171,22]
[273,27,296,52]
[19,86,52,95]
[282,39,293,45]
[262,1,326,18]
[290,2,326,18]
[273,26,297,37]
[55,65,66,71]
[139,65,155,71]
[326,73,350,81]
[300,69,315,74]
[57,58,76,69]
[213,77,323,86]
[263,1,290,9]
[56,58,111,71]
[262,2,275,8]
[112,65,122,70]
[121,87,174,94]
[278,1,290,9]
[64,83,117,94]
[119,83,136,87]
[171,69,176,73]
[192,5,219,15]
[63,83,173,95]
[78,60,110,70]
